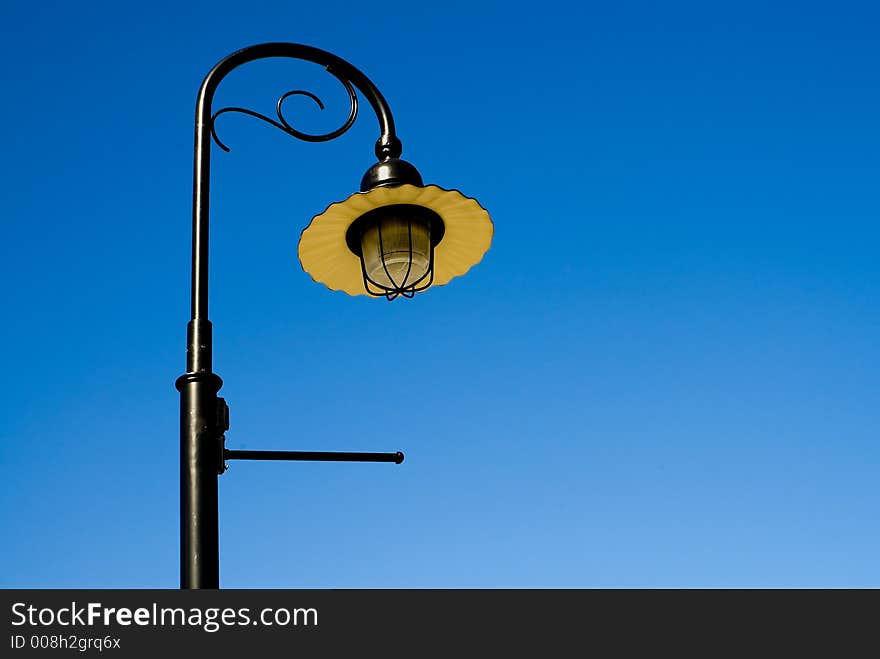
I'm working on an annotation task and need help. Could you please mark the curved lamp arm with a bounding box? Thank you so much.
[187,42,403,373]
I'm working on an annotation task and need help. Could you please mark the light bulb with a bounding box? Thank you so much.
[360,215,431,290]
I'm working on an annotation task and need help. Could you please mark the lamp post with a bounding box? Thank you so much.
[175,43,493,589]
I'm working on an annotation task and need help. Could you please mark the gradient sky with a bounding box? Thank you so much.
[1,0,878,588]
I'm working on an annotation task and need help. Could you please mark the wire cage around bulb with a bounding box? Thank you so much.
[345,204,445,300]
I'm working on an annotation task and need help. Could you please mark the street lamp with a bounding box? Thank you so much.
[175,43,493,589]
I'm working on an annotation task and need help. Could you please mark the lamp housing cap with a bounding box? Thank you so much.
[360,158,423,191]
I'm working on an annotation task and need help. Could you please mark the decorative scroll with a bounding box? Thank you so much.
[210,68,358,152]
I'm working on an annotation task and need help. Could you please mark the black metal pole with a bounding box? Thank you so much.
[177,43,403,590]
[175,372,222,589]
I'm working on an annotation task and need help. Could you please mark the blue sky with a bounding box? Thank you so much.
[1,0,878,587]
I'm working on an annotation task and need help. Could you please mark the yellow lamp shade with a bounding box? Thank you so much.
[298,184,493,297]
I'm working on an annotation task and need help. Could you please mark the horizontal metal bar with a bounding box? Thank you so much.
[224,449,404,464]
